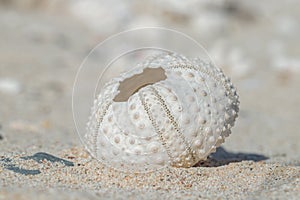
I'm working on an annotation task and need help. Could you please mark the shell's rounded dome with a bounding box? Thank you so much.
[85,53,239,172]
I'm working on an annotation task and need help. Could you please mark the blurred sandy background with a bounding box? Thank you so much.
[0,0,300,199]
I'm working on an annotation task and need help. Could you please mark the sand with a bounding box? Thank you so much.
[1,1,300,199]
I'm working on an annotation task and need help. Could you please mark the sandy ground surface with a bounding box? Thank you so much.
[0,1,300,199]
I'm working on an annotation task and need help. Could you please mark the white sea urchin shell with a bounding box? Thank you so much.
[85,53,239,171]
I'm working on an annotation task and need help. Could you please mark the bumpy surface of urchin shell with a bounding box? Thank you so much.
[85,53,239,171]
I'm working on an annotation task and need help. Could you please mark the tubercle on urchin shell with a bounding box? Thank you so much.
[84,52,239,170]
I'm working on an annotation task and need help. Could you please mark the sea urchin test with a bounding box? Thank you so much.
[85,53,239,171]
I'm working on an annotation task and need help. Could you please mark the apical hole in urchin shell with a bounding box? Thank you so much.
[113,67,167,102]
